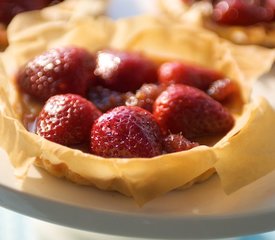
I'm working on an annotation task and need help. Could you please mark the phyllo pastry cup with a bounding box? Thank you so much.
[158,0,275,47]
[0,5,275,205]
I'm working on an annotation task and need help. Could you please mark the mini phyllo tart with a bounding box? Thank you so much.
[0,0,108,51]
[0,5,275,205]
[159,0,275,47]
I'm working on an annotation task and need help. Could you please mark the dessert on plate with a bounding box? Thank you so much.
[1,4,275,205]
[158,0,275,47]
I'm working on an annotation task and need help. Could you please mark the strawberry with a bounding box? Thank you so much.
[153,84,234,139]
[17,47,96,101]
[94,50,158,93]
[213,0,273,26]
[158,61,224,91]
[164,133,199,153]
[36,94,102,146]
[91,106,163,158]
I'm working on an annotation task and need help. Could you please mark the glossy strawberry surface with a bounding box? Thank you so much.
[17,47,96,101]
[94,50,158,93]
[213,0,273,26]
[0,0,63,26]
[158,61,223,91]
[91,106,163,158]
[36,94,102,146]
[153,84,234,139]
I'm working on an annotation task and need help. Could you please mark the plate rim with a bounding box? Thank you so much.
[1,178,275,239]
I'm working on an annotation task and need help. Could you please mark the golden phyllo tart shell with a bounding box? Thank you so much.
[158,0,275,47]
[0,4,275,205]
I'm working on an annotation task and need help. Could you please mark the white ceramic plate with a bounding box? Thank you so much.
[1,0,275,239]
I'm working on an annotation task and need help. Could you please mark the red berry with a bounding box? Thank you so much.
[0,0,63,26]
[17,47,96,101]
[207,78,238,102]
[158,61,223,91]
[91,106,163,158]
[94,50,158,93]
[36,94,102,146]
[213,0,273,26]
[153,84,234,139]
[164,134,199,153]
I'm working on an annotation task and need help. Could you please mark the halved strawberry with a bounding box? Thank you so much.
[91,106,163,158]
[17,46,96,101]
[36,94,102,146]
[153,84,234,139]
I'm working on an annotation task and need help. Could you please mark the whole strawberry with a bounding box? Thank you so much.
[17,47,96,101]
[153,84,234,139]
[158,61,224,91]
[36,94,102,146]
[94,50,158,92]
[91,106,163,158]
